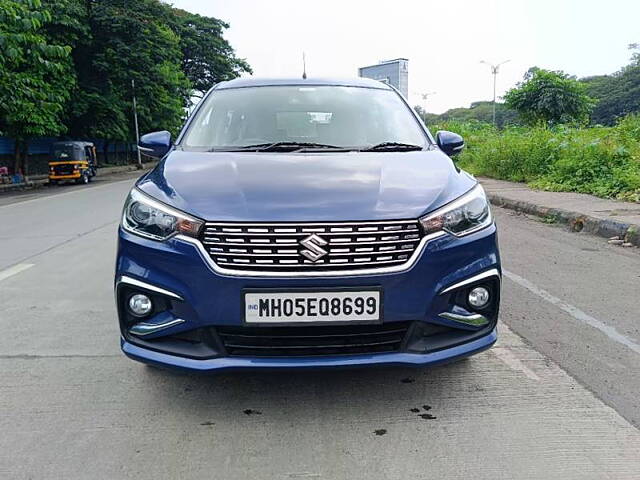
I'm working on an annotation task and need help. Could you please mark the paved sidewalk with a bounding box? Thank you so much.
[480,177,640,246]
[0,162,157,194]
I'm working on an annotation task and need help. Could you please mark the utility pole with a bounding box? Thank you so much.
[131,79,142,169]
[480,60,510,126]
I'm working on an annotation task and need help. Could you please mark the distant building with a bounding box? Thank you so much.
[358,58,409,99]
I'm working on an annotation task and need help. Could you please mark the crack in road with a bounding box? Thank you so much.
[1,219,119,272]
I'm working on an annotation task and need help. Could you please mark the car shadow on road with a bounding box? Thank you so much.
[136,357,483,427]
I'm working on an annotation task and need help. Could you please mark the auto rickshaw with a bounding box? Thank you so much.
[49,141,97,185]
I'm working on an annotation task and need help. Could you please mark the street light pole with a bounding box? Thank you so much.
[480,60,510,126]
[420,91,436,112]
[131,79,142,169]
[412,91,436,120]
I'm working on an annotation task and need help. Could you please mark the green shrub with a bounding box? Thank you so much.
[428,115,640,201]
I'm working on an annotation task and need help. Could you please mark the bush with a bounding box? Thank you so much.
[429,115,640,202]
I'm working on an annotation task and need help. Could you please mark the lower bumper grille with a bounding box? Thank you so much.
[217,322,411,357]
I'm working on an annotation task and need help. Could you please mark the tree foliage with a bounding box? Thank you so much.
[504,68,594,126]
[417,101,519,129]
[0,0,74,171]
[169,9,252,96]
[78,0,191,142]
[581,45,640,125]
[1,0,250,168]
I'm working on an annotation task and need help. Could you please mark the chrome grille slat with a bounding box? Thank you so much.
[200,220,422,273]
[201,238,419,248]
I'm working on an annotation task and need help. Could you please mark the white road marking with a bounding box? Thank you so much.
[504,269,640,356]
[0,263,34,282]
[0,177,135,210]
[492,346,541,381]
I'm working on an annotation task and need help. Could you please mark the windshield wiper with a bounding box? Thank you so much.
[219,142,343,152]
[361,142,424,152]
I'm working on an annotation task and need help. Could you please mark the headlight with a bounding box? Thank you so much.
[419,184,492,237]
[121,188,203,241]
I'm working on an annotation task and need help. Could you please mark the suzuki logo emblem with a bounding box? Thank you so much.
[299,234,329,262]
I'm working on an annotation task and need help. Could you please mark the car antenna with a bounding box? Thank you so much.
[302,52,307,79]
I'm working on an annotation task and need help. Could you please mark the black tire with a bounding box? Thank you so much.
[77,172,89,185]
[49,179,57,186]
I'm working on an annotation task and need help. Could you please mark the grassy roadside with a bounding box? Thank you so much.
[430,115,640,202]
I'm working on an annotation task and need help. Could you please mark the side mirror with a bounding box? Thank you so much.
[138,131,172,159]
[436,130,464,157]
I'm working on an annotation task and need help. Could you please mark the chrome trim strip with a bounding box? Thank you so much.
[203,219,418,227]
[175,231,447,278]
[117,275,184,300]
[438,312,489,327]
[129,318,185,336]
[440,268,501,294]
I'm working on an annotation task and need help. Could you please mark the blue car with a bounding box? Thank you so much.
[116,77,501,372]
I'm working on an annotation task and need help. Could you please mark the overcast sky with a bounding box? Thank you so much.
[168,0,639,113]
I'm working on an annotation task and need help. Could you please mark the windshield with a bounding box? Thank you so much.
[180,85,428,150]
[53,145,77,161]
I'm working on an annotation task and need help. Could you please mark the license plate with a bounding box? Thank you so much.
[244,289,382,324]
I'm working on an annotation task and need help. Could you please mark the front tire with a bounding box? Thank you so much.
[77,172,89,185]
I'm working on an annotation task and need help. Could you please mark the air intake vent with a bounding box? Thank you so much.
[217,322,412,357]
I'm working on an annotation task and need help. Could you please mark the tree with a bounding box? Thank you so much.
[504,69,594,126]
[2,0,251,169]
[581,45,640,125]
[62,0,191,161]
[169,8,252,97]
[415,102,519,128]
[0,0,75,174]
[630,43,640,66]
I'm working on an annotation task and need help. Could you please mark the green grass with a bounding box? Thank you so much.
[428,115,640,202]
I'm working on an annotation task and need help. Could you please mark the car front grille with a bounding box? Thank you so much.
[216,322,412,357]
[199,220,423,272]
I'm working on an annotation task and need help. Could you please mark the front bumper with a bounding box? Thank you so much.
[50,173,81,179]
[121,328,497,372]
[115,224,501,372]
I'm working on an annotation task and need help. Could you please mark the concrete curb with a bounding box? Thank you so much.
[0,162,157,194]
[487,193,640,247]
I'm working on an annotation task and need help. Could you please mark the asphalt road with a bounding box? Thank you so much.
[1,178,640,479]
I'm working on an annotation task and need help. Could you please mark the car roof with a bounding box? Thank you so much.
[215,77,393,90]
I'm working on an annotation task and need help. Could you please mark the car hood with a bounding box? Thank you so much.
[137,149,476,222]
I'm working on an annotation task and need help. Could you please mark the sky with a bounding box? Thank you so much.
[168,0,640,113]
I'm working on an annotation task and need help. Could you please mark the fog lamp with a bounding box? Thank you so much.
[468,287,490,309]
[128,294,153,317]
